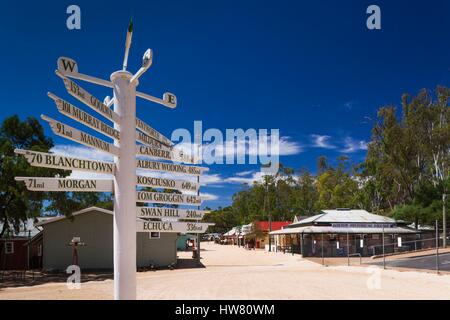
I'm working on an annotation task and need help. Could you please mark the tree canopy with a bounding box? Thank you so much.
[204,87,450,232]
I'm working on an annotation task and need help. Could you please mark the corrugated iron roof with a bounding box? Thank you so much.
[270,225,418,235]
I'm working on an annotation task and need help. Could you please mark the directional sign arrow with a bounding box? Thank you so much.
[136,191,202,206]
[136,175,199,192]
[136,207,209,220]
[137,220,213,234]
[135,130,171,151]
[41,115,119,156]
[136,159,208,176]
[48,93,120,140]
[136,145,193,164]
[56,70,120,124]
[58,57,177,109]
[15,177,113,192]
[14,149,115,175]
[135,118,173,147]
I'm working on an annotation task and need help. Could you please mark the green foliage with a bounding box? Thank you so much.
[0,115,112,235]
[209,87,449,231]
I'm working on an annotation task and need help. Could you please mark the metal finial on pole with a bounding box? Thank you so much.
[123,19,133,71]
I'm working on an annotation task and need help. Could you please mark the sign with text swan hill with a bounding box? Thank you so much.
[14,149,115,174]
[136,207,208,220]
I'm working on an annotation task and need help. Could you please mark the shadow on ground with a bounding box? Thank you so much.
[176,258,205,269]
[0,270,113,289]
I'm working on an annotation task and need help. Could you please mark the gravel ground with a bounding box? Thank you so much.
[1,242,450,300]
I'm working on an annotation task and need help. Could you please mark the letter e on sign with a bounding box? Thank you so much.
[66,5,81,30]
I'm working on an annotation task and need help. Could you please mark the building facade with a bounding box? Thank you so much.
[270,209,420,257]
[37,207,177,271]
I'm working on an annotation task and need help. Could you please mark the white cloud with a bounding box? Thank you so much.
[200,192,219,201]
[174,135,302,159]
[51,145,114,162]
[225,171,265,185]
[341,137,368,153]
[235,170,254,177]
[310,134,336,149]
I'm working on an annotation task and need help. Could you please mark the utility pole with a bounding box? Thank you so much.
[443,194,447,248]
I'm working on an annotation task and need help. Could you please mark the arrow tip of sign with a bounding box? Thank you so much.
[55,70,65,79]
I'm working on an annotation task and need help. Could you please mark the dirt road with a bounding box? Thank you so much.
[1,242,450,299]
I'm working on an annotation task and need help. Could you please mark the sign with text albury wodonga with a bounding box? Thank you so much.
[136,159,207,176]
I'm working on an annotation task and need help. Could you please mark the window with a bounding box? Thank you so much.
[5,242,14,254]
[149,232,160,239]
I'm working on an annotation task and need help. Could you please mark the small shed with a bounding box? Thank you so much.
[36,206,177,271]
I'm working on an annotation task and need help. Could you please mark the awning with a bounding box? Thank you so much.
[269,225,419,235]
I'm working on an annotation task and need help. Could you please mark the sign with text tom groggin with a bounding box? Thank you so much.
[14,22,212,300]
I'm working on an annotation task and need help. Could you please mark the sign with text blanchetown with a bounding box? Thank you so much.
[42,115,119,156]
[14,149,115,174]
[136,207,208,220]
[15,177,113,192]
[137,220,213,233]
[136,191,202,206]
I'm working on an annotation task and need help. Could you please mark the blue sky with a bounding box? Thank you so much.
[0,0,449,209]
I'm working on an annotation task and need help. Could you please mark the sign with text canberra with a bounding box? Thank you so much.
[15,22,213,300]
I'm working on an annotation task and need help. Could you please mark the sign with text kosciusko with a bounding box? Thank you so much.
[136,175,199,192]
[137,220,213,233]
[136,207,208,220]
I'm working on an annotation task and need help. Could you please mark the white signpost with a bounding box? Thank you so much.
[15,22,213,300]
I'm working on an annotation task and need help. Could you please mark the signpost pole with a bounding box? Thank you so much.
[196,174,201,265]
[111,70,137,300]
